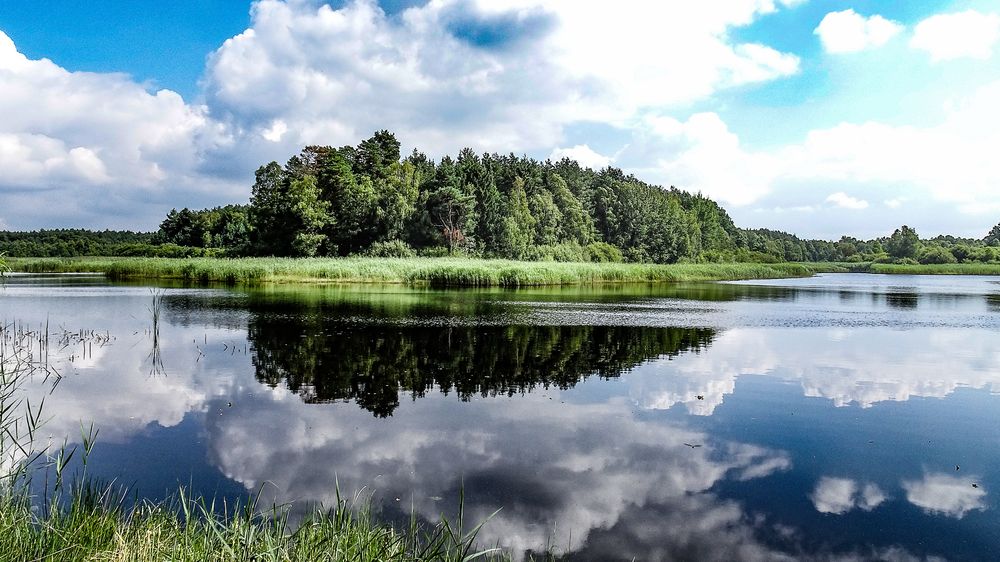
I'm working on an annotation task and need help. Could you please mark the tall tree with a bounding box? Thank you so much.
[497,177,535,259]
[985,222,1000,246]
[887,225,920,259]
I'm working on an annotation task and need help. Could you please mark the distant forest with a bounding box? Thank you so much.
[3,131,1000,265]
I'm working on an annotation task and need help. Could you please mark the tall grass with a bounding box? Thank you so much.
[7,256,845,287]
[848,262,1000,275]
[0,321,547,561]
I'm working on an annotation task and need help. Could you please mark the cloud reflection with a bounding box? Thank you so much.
[811,477,887,515]
[902,473,987,519]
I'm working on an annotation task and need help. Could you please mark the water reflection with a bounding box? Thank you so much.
[246,307,715,416]
[3,273,1000,560]
[205,383,796,560]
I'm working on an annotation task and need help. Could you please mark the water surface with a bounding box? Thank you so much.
[2,273,999,561]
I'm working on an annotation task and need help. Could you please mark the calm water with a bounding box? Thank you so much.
[2,273,999,561]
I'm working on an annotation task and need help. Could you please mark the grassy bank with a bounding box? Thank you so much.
[6,256,845,287]
[847,262,1000,275]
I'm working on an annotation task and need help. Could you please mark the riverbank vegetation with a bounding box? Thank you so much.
[6,257,841,286]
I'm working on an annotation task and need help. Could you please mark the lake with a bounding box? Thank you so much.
[2,272,999,560]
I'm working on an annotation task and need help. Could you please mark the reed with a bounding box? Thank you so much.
[5,256,846,287]
[849,262,1000,275]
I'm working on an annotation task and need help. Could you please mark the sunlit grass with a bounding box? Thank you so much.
[852,262,1000,275]
[6,256,846,287]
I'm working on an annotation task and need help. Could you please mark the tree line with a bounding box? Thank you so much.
[2,130,999,264]
[157,130,743,263]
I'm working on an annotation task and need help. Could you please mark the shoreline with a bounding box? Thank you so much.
[6,256,845,287]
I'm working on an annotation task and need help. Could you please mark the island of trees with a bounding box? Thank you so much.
[2,130,999,266]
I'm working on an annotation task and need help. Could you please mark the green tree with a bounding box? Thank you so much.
[287,175,331,257]
[887,225,920,259]
[497,177,535,259]
[985,222,1000,246]
[249,162,294,255]
[548,173,594,245]
[529,190,562,247]
[427,186,475,254]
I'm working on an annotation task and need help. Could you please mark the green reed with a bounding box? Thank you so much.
[5,256,845,287]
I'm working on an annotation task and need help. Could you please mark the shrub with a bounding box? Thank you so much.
[893,257,919,265]
[586,242,624,263]
[918,246,958,265]
[363,239,416,258]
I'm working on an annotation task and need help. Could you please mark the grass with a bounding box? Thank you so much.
[0,486,532,562]
[847,262,1000,275]
[6,256,847,287]
[0,320,546,562]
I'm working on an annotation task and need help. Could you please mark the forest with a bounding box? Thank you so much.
[3,130,1000,265]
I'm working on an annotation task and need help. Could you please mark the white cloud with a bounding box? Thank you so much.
[815,10,903,54]
[902,473,987,519]
[618,78,1000,237]
[261,119,288,142]
[911,10,1000,62]
[201,0,800,158]
[825,192,869,210]
[620,112,779,206]
[0,30,239,228]
[811,477,886,514]
[549,144,612,169]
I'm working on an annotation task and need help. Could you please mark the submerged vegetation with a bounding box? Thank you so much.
[6,256,841,286]
[0,319,547,561]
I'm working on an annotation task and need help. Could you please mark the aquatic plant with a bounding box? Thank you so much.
[3,256,846,287]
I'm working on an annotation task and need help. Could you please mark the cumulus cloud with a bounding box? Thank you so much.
[815,10,903,54]
[902,473,987,518]
[548,144,612,169]
[200,0,800,160]
[811,477,886,514]
[825,192,869,210]
[619,78,1000,232]
[1,1,807,229]
[0,31,240,228]
[911,10,1000,62]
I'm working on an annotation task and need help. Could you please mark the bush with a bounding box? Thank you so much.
[363,239,416,258]
[918,246,958,265]
[893,257,919,265]
[586,242,624,263]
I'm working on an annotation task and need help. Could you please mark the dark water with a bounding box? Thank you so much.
[2,273,1000,561]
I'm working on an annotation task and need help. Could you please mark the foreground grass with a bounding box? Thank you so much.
[7,256,845,287]
[0,487,536,562]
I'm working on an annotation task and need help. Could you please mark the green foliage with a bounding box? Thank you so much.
[585,242,624,263]
[887,225,920,259]
[4,256,838,287]
[917,245,958,265]
[363,239,416,258]
[985,222,1000,246]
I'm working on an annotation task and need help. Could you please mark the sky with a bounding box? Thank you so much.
[1,0,999,239]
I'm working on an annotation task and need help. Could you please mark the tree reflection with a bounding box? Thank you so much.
[248,312,715,417]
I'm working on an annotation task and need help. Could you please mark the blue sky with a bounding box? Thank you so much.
[1,0,999,239]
